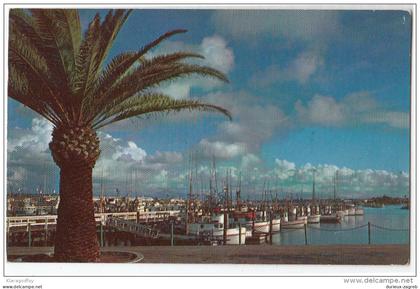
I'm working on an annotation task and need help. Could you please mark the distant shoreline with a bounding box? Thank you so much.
[8,244,409,265]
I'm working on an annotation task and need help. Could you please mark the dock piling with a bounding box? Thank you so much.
[239,223,242,245]
[27,223,31,247]
[304,223,307,245]
[100,221,104,247]
[170,220,174,246]
[269,214,273,245]
[223,211,227,245]
[44,217,48,244]
[6,219,9,246]
[368,222,371,244]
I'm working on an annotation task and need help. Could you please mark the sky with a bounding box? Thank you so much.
[7,9,412,199]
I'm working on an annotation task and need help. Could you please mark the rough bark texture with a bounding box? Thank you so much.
[49,126,101,262]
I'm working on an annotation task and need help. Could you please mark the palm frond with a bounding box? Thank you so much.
[72,12,101,120]
[93,28,188,97]
[85,52,206,122]
[88,61,228,125]
[74,10,131,122]
[29,10,74,90]
[9,24,70,124]
[61,9,82,62]
[8,9,231,130]
[75,10,130,97]
[93,93,232,129]
[8,66,60,125]
[82,29,189,120]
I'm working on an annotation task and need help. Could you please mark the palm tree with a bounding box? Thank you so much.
[8,9,231,262]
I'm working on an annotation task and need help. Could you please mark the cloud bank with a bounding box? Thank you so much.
[7,117,408,198]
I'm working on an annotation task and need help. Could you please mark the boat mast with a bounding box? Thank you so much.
[223,169,229,245]
[261,179,266,211]
[43,161,47,195]
[130,168,133,199]
[100,167,104,213]
[333,170,337,201]
[208,165,213,213]
[230,170,233,210]
[312,168,316,202]
[213,155,218,205]
[236,171,241,210]
[186,167,193,234]
[225,169,230,210]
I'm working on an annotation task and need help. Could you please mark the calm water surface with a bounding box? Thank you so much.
[272,205,409,245]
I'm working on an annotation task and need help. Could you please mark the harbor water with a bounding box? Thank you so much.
[272,205,409,245]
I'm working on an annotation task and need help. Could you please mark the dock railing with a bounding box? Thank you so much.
[106,216,159,239]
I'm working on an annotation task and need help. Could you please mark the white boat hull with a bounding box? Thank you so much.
[355,208,364,215]
[188,222,246,245]
[271,218,281,232]
[307,214,320,224]
[253,221,270,233]
[297,216,308,224]
[336,210,346,218]
[347,208,356,216]
[223,227,247,245]
[281,220,305,229]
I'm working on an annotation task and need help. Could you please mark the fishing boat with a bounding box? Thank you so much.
[320,214,341,223]
[280,219,306,229]
[271,217,281,232]
[347,207,356,216]
[297,215,308,224]
[190,225,247,245]
[307,214,321,224]
[188,214,247,245]
[233,210,268,234]
[336,210,346,218]
[355,207,364,215]
[288,207,298,221]
[253,220,270,233]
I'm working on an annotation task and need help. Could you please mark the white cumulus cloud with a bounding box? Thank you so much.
[149,35,234,99]
[198,139,247,159]
[112,141,147,162]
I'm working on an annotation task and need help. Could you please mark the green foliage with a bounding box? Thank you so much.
[8,9,230,129]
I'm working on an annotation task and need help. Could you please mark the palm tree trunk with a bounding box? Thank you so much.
[49,126,101,262]
[54,161,99,262]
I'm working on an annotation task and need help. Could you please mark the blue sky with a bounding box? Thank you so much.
[7,9,411,198]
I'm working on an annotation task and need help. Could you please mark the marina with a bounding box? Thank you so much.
[5,7,412,271]
[6,192,409,249]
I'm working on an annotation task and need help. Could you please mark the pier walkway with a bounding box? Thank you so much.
[6,210,180,231]
[7,244,409,265]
